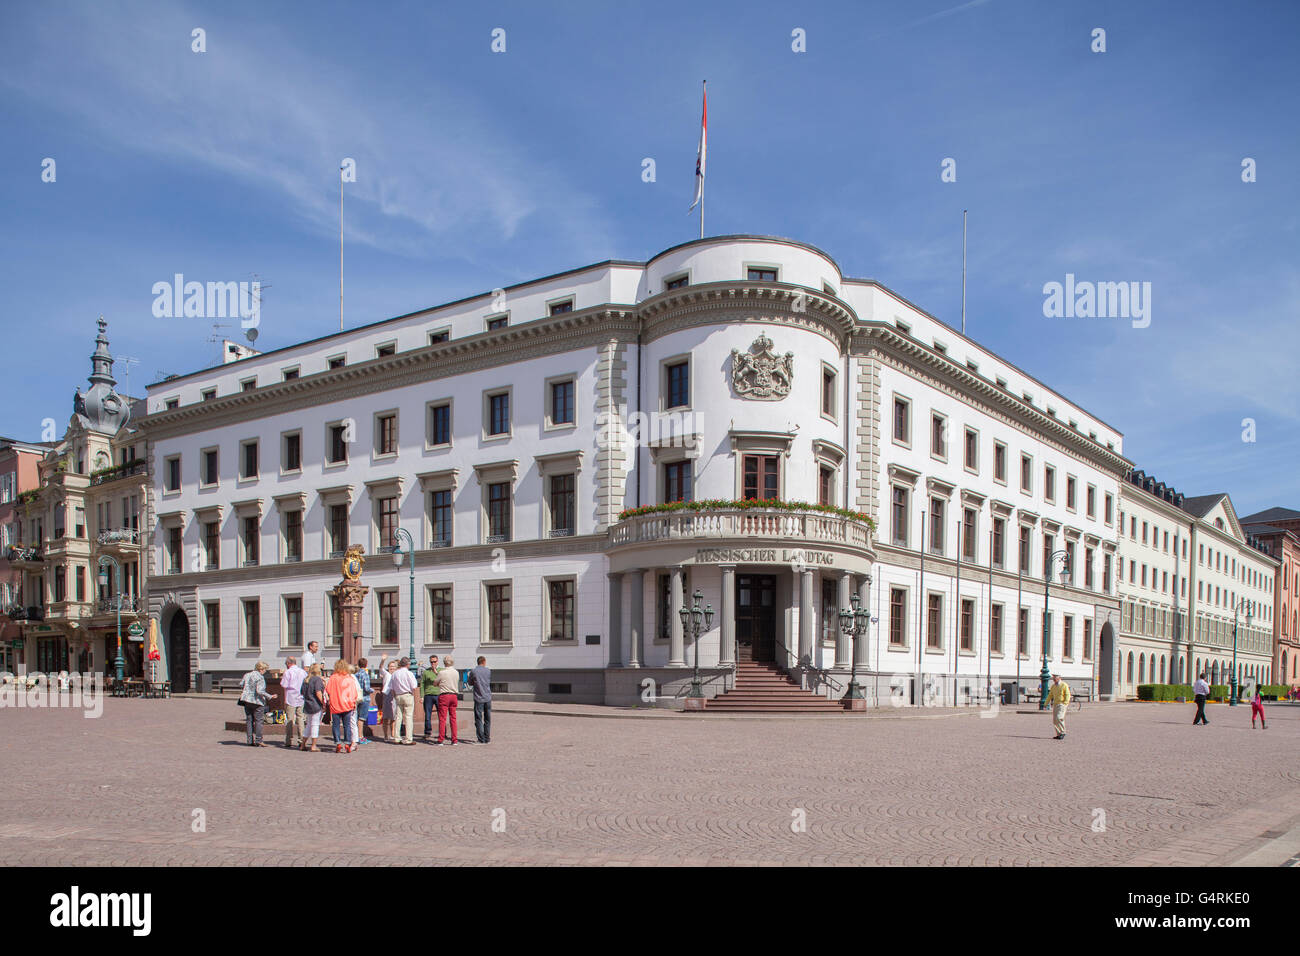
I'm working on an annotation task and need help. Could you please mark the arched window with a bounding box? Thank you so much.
[1178,657,1185,682]
[1139,655,1146,684]
[1126,652,1134,684]
[1160,655,1166,683]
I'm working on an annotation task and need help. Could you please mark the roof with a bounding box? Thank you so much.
[1178,493,1227,519]
[1241,506,1300,524]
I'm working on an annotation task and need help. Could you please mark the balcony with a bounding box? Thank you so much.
[97,596,141,615]
[90,459,148,487]
[608,503,875,553]
[97,528,142,548]
[6,546,44,566]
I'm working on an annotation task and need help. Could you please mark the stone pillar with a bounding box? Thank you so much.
[835,572,852,667]
[799,568,814,663]
[607,573,623,667]
[855,575,871,670]
[719,565,736,666]
[669,567,686,666]
[627,570,644,668]
[334,582,369,664]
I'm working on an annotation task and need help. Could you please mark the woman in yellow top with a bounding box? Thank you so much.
[435,655,459,745]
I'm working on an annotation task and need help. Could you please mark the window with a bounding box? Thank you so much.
[993,442,1007,483]
[240,378,256,392]
[201,388,216,402]
[747,267,777,281]
[203,521,219,569]
[893,397,910,444]
[548,299,574,316]
[201,448,218,486]
[664,461,692,503]
[962,508,977,560]
[241,598,260,649]
[486,315,508,331]
[327,593,342,645]
[75,565,85,601]
[429,586,452,643]
[929,498,945,554]
[991,604,1004,654]
[889,588,906,646]
[964,429,978,471]
[665,274,688,290]
[164,398,179,410]
[282,368,300,381]
[202,601,220,651]
[1020,455,1032,494]
[375,342,396,358]
[926,594,943,649]
[282,432,302,472]
[550,379,575,426]
[328,504,348,558]
[167,526,182,573]
[371,413,397,457]
[487,583,512,642]
[549,474,575,536]
[327,423,348,464]
[547,579,576,641]
[240,440,258,480]
[1064,542,1075,586]
[891,487,909,547]
[428,402,451,447]
[377,496,398,551]
[284,510,303,562]
[487,392,510,437]
[665,360,690,409]
[992,518,1006,568]
[1066,476,1076,511]
[1084,548,1094,589]
[1063,616,1074,659]
[1018,608,1028,656]
[821,367,837,420]
[241,516,259,566]
[487,483,511,542]
[283,596,303,648]
[328,355,346,370]
[1086,485,1096,519]
[818,466,834,507]
[428,329,450,345]
[1019,525,1031,574]
[429,490,452,546]
[742,455,779,501]
[1042,534,1054,582]
[1104,493,1113,524]
[931,413,947,459]
[960,598,975,650]
[1044,465,1056,503]
[165,456,181,492]
[378,590,399,643]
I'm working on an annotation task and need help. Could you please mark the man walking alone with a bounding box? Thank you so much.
[1192,673,1210,725]
[1046,674,1071,740]
[468,656,492,744]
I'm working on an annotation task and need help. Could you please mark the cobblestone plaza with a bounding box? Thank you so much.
[2,698,1297,866]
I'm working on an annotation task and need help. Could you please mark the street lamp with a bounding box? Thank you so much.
[391,528,417,678]
[1041,550,1071,711]
[838,576,872,708]
[97,554,124,682]
[1230,600,1252,707]
[678,588,714,702]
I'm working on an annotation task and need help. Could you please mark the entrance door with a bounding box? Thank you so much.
[736,574,777,663]
[168,611,191,692]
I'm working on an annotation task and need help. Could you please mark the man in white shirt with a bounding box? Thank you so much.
[281,656,307,748]
[387,658,419,745]
[301,641,320,671]
[1192,673,1210,725]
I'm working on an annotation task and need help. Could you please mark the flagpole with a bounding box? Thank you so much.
[699,79,706,239]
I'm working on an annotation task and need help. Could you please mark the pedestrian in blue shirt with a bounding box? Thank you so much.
[468,656,492,744]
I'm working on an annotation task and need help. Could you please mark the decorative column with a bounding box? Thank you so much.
[855,574,871,671]
[719,565,736,667]
[799,568,814,664]
[627,570,644,668]
[607,573,623,667]
[333,544,369,663]
[669,567,686,665]
[835,572,852,668]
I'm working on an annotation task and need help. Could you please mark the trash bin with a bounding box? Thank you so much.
[1001,681,1019,705]
[195,672,212,694]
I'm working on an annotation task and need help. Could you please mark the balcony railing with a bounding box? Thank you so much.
[97,528,141,545]
[90,459,148,486]
[6,546,44,563]
[98,596,141,614]
[609,506,874,550]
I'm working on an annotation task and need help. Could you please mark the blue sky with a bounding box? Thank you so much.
[1,0,1296,516]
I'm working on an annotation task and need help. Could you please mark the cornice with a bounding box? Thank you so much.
[639,283,855,350]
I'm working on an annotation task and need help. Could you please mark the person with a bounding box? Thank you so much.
[468,656,492,744]
[238,661,273,747]
[1192,673,1210,725]
[326,659,359,753]
[436,655,459,745]
[387,657,418,745]
[354,658,372,745]
[302,640,320,671]
[380,657,398,741]
[301,663,327,751]
[1046,674,1071,740]
[1251,687,1267,730]
[421,655,441,738]
[281,656,307,748]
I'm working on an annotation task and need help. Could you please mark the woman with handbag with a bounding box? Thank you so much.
[301,663,327,752]
[238,661,273,747]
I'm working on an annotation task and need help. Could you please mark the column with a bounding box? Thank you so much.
[669,566,685,666]
[607,573,623,667]
[719,565,736,666]
[799,568,814,663]
[834,572,852,667]
[627,570,644,668]
[855,575,871,670]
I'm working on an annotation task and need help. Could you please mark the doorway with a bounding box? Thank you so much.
[168,610,191,691]
[736,574,777,663]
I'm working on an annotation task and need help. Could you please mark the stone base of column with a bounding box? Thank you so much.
[843,696,867,712]
[682,696,707,711]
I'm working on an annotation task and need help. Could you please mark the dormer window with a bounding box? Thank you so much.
[665,274,688,291]
[548,300,574,316]
[747,267,777,282]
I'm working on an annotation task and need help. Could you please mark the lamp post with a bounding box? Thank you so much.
[678,588,713,709]
[1040,549,1071,711]
[97,554,124,682]
[838,577,872,710]
[392,528,417,679]
[1230,600,1252,706]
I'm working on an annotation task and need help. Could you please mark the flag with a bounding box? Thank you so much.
[688,82,707,213]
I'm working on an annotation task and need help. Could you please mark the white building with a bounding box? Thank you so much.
[139,236,1127,705]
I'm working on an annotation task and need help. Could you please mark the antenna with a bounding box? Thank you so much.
[246,273,270,345]
[116,355,142,400]
[207,321,234,364]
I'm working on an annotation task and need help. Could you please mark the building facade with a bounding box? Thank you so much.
[1239,507,1300,690]
[0,438,50,672]
[138,236,1126,704]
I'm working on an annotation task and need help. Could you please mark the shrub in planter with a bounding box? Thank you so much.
[1209,684,1230,701]
[1137,684,1156,701]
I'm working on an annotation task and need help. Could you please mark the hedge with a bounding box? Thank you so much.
[1138,682,1292,702]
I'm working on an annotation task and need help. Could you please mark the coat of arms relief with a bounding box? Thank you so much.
[730,332,794,400]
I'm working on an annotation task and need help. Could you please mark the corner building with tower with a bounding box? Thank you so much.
[139,236,1127,706]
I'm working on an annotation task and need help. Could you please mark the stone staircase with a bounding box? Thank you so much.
[704,657,846,713]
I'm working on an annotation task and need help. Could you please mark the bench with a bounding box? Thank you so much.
[218,678,243,694]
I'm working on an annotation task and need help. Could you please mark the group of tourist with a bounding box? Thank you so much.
[237,640,494,751]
